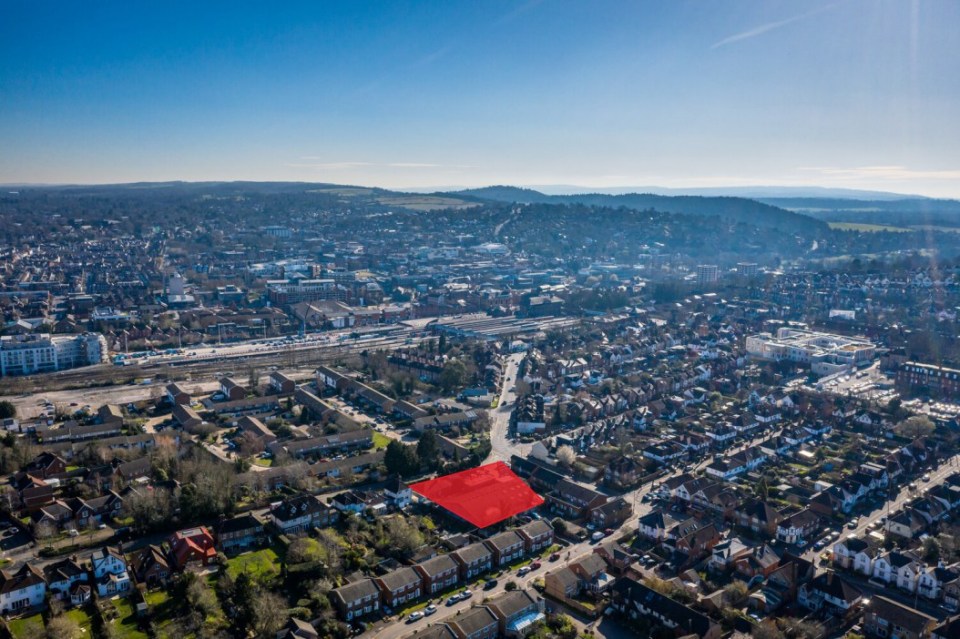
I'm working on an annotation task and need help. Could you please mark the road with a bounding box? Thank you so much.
[801,453,960,566]
[488,353,528,463]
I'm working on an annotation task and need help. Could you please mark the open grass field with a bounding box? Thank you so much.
[376,195,479,211]
[828,222,911,232]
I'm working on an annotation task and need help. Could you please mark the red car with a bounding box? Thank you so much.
[549,553,560,561]
[530,561,542,570]
[604,528,614,537]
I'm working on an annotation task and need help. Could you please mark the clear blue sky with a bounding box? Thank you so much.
[2,0,959,196]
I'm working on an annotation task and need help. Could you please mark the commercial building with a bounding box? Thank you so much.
[745,328,875,376]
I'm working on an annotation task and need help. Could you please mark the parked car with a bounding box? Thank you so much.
[447,594,461,606]
[407,611,425,622]
[517,566,531,576]
[424,604,437,616]
[530,562,541,570]
[460,589,472,600]
[484,579,498,590]
[549,553,561,561]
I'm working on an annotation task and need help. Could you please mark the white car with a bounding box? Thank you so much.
[424,604,437,616]
[517,566,532,576]
[408,611,425,622]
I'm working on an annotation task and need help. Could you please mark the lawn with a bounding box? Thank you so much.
[372,432,392,450]
[66,607,94,634]
[8,614,44,639]
[107,597,149,639]
[226,547,281,581]
[253,457,273,467]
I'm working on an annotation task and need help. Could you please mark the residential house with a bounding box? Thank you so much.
[215,513,265,552]
[330,579,381,621]
[91,545,131,597]
[604,456,640,488]
[269,493,337,536]
[277,617,320,639]
[269,371,296,395]
[383,475,412,509]
[776,508,820,544]
[798,572,862,615]
[452,542,493,580]
[0,565,47,614]
[733,499,782,536]
[569,554,613,595]
[517,520,554,554]
[611,577,722,639]
[590,497,633,529]
[129,545,171,588]
[544,567,580,601]
[448,606,499,639]
[165,382,191,406]
[219,377,247,401]
[486,589,545,638]
[763,555,815,611]
[44,557,89,606]
[236,415,277,445]
[546,479,607,520]
[414,554,460,595]
[23,452,67,479]
[374,566,422,608]
[169,527,217,570]
[864,596,937,639]
[484,530,526,567]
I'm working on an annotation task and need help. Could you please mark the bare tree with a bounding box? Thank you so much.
[555,445,576,467]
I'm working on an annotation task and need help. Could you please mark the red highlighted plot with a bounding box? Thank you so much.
[410,461,544,528]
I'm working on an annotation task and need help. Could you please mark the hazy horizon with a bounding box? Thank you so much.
[2,1,959,197]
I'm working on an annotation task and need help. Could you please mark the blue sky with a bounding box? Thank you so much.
[2,0,959,196]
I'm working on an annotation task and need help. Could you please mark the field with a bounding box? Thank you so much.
[106,597,148,639]
[828,222,911,232]
[376,195,479,211]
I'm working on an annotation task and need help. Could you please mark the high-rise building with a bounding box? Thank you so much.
[697,264,719,286]
[736,262,759,277]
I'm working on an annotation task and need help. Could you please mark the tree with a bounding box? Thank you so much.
[251,590,288,637]
[556,445,576,467]
[923,536,941,562]
[384,517,425,557]
[384,440,419,477]
[417,430,440,471]
[755,477,769,501]
[439,359,467,393]
[724,580,749,606]
[894,415,935,438]
[752,623,786,639]
[45,615,82,639]
[0,401,16,420]
[504,580,518,591]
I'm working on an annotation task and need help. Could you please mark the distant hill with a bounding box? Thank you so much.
[454,186,824,232]
[759,197,960,228]
[527,185,926,200]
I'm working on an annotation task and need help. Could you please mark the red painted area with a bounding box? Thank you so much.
[410,461,544,528]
